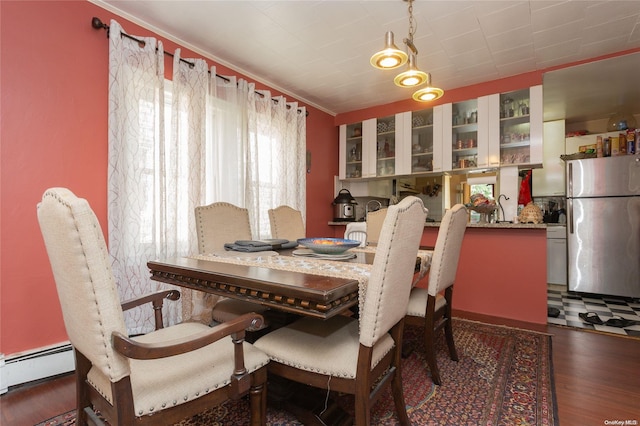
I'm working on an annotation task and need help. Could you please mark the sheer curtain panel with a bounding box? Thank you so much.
[108,20,171,334]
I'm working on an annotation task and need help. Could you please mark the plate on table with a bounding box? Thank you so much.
[296,238,361,254]
[292,249,356,260]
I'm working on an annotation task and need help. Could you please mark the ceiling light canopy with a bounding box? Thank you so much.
[370,31,408,70]
[371,0,444,102]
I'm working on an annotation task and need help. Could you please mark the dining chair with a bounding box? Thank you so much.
[37,188,269,426]
[254,196,427,425]
[364,207,387,245]
[344,221,367,247]
[405,203,468,386]
[195,202,269,328]
[268,205,305,241]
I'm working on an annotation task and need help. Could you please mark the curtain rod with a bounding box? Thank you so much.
[91,17,307,116]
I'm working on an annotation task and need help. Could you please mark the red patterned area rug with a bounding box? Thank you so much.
[37,319,557,425]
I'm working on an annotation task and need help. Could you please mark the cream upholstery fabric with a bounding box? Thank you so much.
[194,202,268,325]
[425,204,468,298]
[253,315,393,379]
[87,322,269,416]
[406,290,445,317]
[344,221,367,247]
[268,205,305,241]
[364,208,387,245]
[255,196,427,366]
[37,188,131,382]
[407,204,467,317]
[38,188,269,417]
[195,202,253,253]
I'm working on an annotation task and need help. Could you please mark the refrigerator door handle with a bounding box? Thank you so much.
[568,198,573,234]
[567,162,573,198]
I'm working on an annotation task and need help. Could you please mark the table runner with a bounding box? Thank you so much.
[190,247,432,316]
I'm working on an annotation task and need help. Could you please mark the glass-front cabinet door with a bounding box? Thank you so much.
[375,115,398,177]
[496,85,543,166]
[409,108,435,173]
[339,119,376,179]
[444,99,479,171]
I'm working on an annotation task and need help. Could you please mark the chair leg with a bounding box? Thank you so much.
[444,287,458,362]
[423,297,442,386]
[391,367,410,426]
[74,350,92,426]
[354,391,372,426]
[423,325,441,386]
[250,369,268,426]
[444,318,458,362]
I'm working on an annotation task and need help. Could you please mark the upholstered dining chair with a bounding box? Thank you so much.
[254,196,427,426]
[364,207,387,245]
[268,205,305,241]
[195,202,269,327]
[405,203,468,386]
[37,188,269,426]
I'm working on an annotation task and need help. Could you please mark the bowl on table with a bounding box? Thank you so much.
[296,238,361,254]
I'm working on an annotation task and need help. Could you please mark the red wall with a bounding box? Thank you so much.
[0,1,337,356]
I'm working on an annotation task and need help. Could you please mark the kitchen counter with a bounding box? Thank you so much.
[329,221,547,229]
[329,220,548,325]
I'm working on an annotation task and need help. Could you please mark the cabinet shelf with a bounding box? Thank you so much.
[500,115,529,125]
[501,140,530,149]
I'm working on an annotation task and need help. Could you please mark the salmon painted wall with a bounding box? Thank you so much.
[0,1,336,356]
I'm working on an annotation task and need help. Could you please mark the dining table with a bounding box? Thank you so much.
[147,245,432,320]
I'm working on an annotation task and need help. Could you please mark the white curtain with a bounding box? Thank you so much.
[108,20,172,334]
[108,20,306,332]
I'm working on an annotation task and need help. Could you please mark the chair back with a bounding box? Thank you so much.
[195,202,252,253]
[344,221,367,247]
[359,196,427,347]
[268,205,305,241]
[37,188,131,382]
[365,208,387,244]
[428,204,468,297]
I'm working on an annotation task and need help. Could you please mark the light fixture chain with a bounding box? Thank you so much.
[408,0,415,40]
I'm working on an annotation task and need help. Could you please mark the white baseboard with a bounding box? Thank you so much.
[0,343,74,394]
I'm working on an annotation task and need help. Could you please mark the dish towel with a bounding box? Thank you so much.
[224,239,298,252]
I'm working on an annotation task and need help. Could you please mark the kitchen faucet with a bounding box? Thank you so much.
[498,194,509,222]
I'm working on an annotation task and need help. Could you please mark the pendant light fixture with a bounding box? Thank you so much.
[412,73,445,102]
[394,53,428,87]
[370,31,408,70]
[371,0,444,102]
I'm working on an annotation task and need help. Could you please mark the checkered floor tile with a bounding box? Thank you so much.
[547,285,640,338]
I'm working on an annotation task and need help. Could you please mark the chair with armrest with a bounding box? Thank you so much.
[37,188,269,426]
[268,205,305,241]
[405,203,468,386]
[254,196,428,425]
[195,202,269,327]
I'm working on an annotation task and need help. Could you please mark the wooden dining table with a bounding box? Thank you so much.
[148,247,431,320]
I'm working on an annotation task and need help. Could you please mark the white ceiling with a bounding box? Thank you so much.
[94,0,640,120]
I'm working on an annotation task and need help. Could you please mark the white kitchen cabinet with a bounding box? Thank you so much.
[532,120,566,196]
[493,85,543,167]
[396,107,444,175]
[373,114,405,177]
[339,119,375,179]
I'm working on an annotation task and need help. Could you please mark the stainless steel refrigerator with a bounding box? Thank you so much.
[566,155,640,298]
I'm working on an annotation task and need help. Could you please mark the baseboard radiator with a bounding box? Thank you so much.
[0,343,74,394]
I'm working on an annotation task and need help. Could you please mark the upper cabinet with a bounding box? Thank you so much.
[339,85,543,181]
[492,85,543,167]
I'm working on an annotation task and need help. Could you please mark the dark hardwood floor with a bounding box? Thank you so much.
[2,314,639,426]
